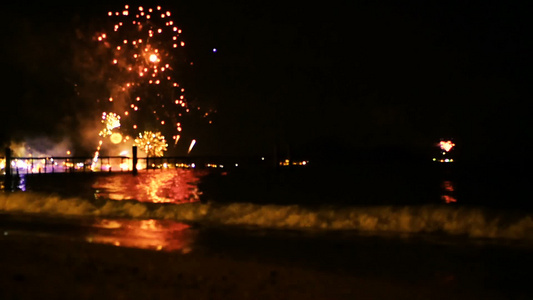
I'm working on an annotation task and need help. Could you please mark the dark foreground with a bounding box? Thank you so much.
[1,228,531,300]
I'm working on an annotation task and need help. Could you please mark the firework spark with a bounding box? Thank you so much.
[99,112,121,137]
[188,139,196,154]
[135,131,168,157]
[439,140,455,152]
[89,4,211,160]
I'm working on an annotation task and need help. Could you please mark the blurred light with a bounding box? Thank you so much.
[442,195,457,204]
[110,132,123,144]
[188,139,196,154]
[439,140,455,152]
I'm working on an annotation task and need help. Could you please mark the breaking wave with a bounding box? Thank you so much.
[1,192,532,240]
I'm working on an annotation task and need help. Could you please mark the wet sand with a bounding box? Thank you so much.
[1,232,526,300]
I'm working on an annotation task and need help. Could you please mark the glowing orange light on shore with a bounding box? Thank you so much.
[149,54,158,62]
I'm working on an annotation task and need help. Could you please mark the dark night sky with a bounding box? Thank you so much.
[0,1,531,162]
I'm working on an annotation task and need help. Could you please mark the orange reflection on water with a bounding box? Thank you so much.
[93,169,205,203]
[441,195,457,204]
[87,218,196,252]
[441,180,457,204]
[442,180,454,192]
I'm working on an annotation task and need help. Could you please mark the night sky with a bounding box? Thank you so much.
[1,1,531,163]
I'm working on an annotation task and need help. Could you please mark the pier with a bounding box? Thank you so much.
[1,147,284,191]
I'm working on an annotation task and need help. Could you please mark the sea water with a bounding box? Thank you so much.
[1,164,532,298]
[1,164,532,241]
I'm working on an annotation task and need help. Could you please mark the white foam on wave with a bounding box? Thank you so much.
[1,192,532,240]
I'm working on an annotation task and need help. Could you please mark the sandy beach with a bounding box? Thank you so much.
[1,230,527,300]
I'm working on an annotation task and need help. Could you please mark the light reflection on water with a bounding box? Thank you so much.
[441,180,457,204]
[88,170,203,251]
[92,169,206,203]
[87,218,196,252]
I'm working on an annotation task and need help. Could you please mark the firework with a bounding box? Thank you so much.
[439,140,455,152]
[99,112,121,137]
[188,139,196,154]
[135,131,168,157]
[89,4,213,160]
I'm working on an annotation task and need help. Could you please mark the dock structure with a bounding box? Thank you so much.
[1,147,255,175]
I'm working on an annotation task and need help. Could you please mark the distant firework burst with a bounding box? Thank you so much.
[135,131,168,157]
[439,140,455,152]
[89,4,209,161]
[99,112,121,138]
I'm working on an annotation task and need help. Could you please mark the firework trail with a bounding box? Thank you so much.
[89,4,207,167]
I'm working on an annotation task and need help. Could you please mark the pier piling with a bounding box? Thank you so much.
[132,146,138,176]
[4,148,12,191]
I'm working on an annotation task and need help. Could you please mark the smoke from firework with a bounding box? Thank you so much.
[95,5,187,150]
[72,4,213,157]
